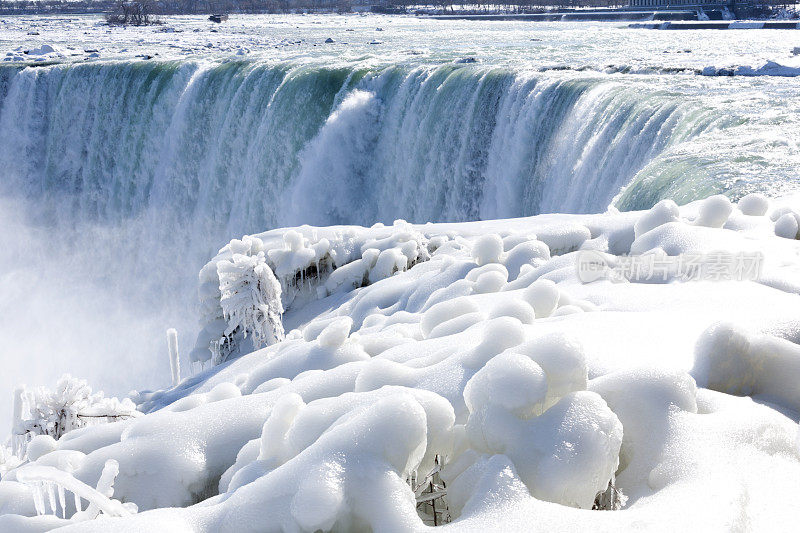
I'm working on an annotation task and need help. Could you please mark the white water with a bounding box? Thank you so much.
[1,15,800,433]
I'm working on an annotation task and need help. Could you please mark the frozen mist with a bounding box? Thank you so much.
[1,13,800,532]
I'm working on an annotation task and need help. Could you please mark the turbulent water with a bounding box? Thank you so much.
[1,15,799,432]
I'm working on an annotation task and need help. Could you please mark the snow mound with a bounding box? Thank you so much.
[775,212,800,239]
[694,195,733,229]
[453,349,621,511]
[693,322,800,412]
[737,193,769,216]
[634,199,681,238]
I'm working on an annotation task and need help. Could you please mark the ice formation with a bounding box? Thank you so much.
[2,193,800,531]
[10,377,140,461]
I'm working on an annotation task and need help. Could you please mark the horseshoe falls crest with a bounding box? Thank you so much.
[1,43,799,425]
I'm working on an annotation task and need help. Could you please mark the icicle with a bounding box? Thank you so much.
[58,483,66,518]
[32,481,45,516]
[12,386,25,437]
[46,481,57,515]
[17,462,133,520]
[166,328,181,386]
[74,491,83,514]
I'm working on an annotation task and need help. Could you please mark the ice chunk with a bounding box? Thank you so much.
[503,240,550,280]
[427,311,485,339]
[459,353,622,510]
[465,263,508,283]
[219,394,441,532]
[516,334,588,408]
[26,44,56,55]
[590,368,697,483]
[465,317,526,367]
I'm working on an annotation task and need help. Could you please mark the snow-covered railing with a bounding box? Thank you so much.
[16,459,137,520]
[411,454,451,526]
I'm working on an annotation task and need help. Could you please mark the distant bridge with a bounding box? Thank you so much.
[628,0,729,7]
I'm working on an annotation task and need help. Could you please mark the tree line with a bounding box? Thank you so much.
[0,0,796,17]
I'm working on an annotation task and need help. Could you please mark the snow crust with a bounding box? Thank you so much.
[3,193,800,531]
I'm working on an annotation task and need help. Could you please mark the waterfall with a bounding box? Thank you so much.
[0,61,735,231]
[0,58,792,421]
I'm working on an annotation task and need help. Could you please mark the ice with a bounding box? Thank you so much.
[503,240,550,280]
[590,368,698,491]
[465,317,527,368]
[166,329,180,387]
[517,334,588,408]
[11,376,140,460]
[214,251,285,363]
[463,353,548,418]
[551,304,583,316]
[13,459,134,521]
[317,317,353,348]
[488,299,536,324]
[215,393,444,532]
[465,263,508,283]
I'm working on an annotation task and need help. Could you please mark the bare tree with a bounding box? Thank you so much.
[106,0,161,25]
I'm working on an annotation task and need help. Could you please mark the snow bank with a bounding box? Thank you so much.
[4,195,800,531]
